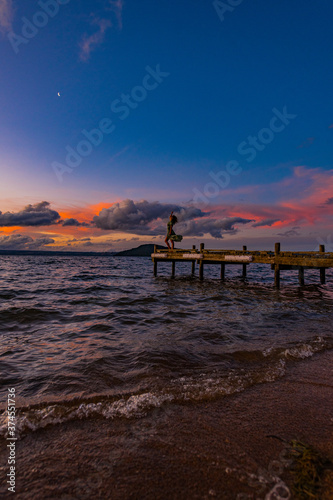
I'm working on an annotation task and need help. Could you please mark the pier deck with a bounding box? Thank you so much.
[151,243,333,287]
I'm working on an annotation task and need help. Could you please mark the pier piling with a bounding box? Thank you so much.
[298,266,305,286]
[199,243,204,280]
[320,244,326,284]
[242,246,247,278]
[192,245,196,275]
[153,245,157,276]
[220,263,225,280]
[274,242,281,288]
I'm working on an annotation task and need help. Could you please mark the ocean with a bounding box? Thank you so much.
[0,255,333,498]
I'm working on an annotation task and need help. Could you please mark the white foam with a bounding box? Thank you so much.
[0,392,174,439]
[282,337,327,359]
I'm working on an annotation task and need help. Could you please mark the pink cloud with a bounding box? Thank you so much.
[207,166,333,229]
[79,1,124,61]
[108,0,124,30]
[297,137,315,148]
[79,18,112,62]
[0,0,14,33]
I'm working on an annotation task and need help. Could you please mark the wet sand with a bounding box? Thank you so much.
[1,351,333,499]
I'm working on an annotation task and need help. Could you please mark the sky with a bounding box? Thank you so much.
[0,0,333,252]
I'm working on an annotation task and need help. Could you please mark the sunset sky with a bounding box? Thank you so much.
[1,0,333,251]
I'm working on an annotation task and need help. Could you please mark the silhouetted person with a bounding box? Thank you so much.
[165,211,183,250]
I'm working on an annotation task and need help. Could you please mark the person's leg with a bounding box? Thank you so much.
[165,236,171,249]
[171,240,174,250]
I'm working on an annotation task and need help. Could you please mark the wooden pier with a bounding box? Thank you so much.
[151,243,333,287]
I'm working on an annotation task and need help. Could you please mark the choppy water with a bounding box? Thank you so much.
[0,255,332,437]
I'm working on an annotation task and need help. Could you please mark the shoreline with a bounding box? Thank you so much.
[1,351,333,499]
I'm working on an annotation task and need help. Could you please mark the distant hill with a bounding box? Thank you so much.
[0,245,166,258]
[0,250,116,257]
[115,244,167,257]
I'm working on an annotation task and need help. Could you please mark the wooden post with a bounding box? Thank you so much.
[199,243,204,280]
[274,242,280,288]
[319,244,326,284]
[171,261,175,278]
[242,245,247,278]
[298,267,304,286]
[220,263,225,280]
[192,245,196,275]
[153,245,157,276]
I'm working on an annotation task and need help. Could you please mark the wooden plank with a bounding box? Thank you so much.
[182,254,203,259]
[151,253,333,267]
[224,255,253,262]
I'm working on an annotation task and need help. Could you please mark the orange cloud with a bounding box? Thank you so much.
[58,201,115,222]
[0,226,22,233]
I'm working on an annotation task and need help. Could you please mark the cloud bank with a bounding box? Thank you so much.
[0,202,91,228]
[93,199,252,238]
[0,234,55,250]
[0,201,61,227]
[93,199,205,231]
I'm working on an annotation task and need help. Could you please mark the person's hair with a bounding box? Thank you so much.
[171,215,178,224]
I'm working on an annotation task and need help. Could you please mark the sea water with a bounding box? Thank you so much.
[0,255,332,437]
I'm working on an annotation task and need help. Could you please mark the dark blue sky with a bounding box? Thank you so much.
[1,0,332,250]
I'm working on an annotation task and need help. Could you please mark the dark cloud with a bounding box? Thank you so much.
[0,202,60,227]
[0,234,55,250]
[93,199,206,232]
[61,218,92,227]
[178,217,253,239]
[277,227,300,237]
[252,218,280,228]
[61,218,81,227]
[324,197,333,205]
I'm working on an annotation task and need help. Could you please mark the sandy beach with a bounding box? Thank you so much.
[1,350,332,499]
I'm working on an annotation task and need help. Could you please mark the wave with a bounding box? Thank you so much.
[1,336,331,440]
[0,361,287,440]
[262,335,331,359]
[0,307,65,324]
